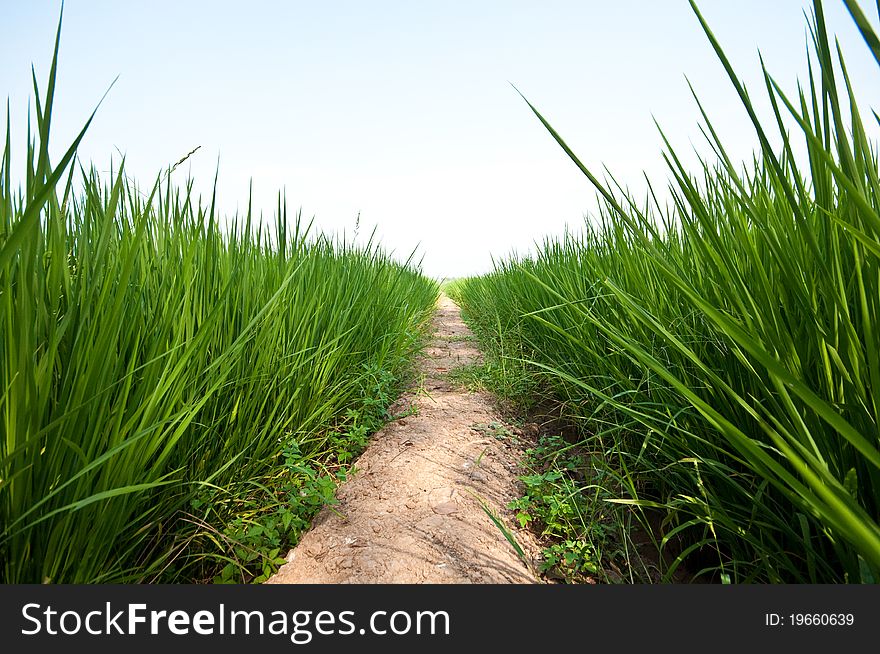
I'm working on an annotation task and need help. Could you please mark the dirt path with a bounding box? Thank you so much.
[267,294,540,583]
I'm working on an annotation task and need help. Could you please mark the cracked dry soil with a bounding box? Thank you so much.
[267,294,540,583]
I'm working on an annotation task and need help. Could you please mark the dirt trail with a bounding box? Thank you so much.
[267,294,540,583]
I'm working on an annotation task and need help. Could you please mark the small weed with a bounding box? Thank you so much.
[470,421,518,443]
[446,360,535,408]
[477,496,527,563]
[508,433,637,583]
[446,363,492,392]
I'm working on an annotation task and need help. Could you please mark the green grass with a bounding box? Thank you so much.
[0,16,438,583]
[451,0,880,583]
[509,433,657,583]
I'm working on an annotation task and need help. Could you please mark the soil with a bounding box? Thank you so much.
[267,294,541,584]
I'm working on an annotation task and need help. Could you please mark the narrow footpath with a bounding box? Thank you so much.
[267,295,540,583]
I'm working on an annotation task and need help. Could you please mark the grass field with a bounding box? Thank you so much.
[449,0,880,583]
[4,0,879,586]
[0,24,438,583]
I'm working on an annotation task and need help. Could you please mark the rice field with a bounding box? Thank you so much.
[0,27,438,583]
[449,0,880,583]
[4,0,879,586]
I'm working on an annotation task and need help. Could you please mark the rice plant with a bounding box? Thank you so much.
[0,17,438,583]
[452,0,880,582]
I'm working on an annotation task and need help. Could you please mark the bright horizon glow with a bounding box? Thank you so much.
[3,0,879,278]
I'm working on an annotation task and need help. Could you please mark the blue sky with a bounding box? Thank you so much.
[3,1,879,278]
